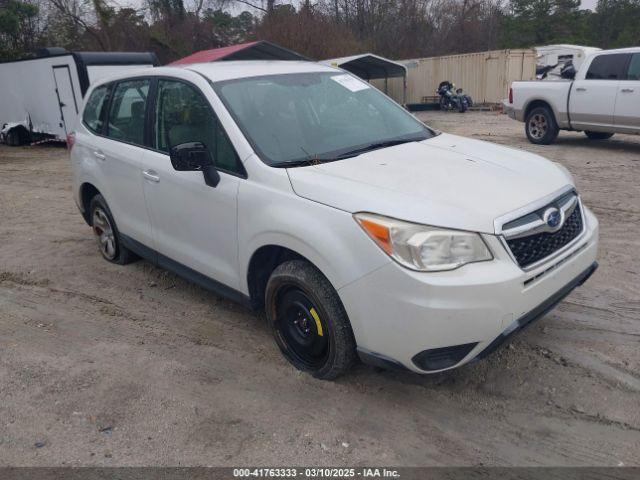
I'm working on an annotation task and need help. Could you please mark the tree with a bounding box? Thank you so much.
[204,9,255,45]
[0,0,40,59]
[593,0,640,48]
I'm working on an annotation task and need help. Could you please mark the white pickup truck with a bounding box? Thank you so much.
[506,47,640,144]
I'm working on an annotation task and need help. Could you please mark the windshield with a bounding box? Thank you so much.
[212,71,434,166]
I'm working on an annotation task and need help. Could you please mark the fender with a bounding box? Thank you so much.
[238,194,390,296]
[524,96,571,129]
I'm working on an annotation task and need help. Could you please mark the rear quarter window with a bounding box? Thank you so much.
[82,85,110,134]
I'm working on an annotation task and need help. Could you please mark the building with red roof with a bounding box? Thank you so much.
[168,41,309,65]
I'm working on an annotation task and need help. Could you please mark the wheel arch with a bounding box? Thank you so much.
[524,99,557,123]
[79,182,102,225]
[3,124,30,146]
[246,244,327,311]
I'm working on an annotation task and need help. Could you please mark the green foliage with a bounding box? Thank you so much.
[592,0,640,48]
[203,9,255,45]
[148,0,186,22]
[500,0,592,48]
[0,0,39,59]
[1,0,640,63]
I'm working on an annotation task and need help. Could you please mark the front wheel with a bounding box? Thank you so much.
[525,106,559,145]
[265,260,357,380]
[585,131,614,140]
[89,194,138,265]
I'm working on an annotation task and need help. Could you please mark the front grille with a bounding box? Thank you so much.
[506,203,583,268]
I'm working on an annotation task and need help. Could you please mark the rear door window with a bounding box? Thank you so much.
[626,54,640,80]
[586,54,631,80]
[153,79,244,176]
[82,85,110,134]
[106,79,150,145]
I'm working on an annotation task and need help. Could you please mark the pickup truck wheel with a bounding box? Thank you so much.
[585,131,614,140]
[265,260,357,380]
[525,107,559,145]
[89,194,137,265]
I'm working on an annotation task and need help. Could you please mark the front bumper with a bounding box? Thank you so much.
[338,207,599,374]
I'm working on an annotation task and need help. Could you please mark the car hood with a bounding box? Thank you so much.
[286,133,572,234]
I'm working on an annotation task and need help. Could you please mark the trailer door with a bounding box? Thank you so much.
[52,65,79,135]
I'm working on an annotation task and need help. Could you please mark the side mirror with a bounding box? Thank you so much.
[169,142,220,187]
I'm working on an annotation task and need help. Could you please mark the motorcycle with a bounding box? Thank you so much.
[437,81,470,113]
[456,87,473,108]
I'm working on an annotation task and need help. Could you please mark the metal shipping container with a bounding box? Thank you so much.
[373,49,536,105]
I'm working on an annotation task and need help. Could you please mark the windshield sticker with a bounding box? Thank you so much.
[331,74,370,92]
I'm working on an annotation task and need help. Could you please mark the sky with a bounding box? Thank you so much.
[581,0,598,10]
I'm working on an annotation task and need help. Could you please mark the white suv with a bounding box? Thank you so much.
[69,61,599,379]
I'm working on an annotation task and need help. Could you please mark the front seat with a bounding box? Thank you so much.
[168,101,215,152]
[128,101,145,145]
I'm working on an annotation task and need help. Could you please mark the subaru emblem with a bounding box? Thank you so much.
[543,207,563,231]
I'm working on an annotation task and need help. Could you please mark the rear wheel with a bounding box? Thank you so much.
[6,129,24,146]
[525,106,559,145]
[265,260,357,380]
[89,194,137,265]
[585,131,614,140]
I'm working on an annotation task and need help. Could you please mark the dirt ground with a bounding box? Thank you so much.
[0,111,639,467]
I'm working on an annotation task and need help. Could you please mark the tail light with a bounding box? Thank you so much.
[66,132,75,150]
[509,87,513,104]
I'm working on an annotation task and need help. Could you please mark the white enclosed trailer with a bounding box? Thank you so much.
[0,48,158,145]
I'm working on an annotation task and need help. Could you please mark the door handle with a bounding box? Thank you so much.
[142,169,160,183]
[575,87,587,92]
[93,150,106,161]
[621,88,635,93]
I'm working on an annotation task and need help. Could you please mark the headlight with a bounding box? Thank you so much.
[354,213,493,272]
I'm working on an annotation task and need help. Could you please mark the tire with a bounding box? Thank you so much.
[525,106,559,145]
[585,131,614,140]
[265,260,357,380]
[88,194,137,265]
[458,100,467,113]
[6,129,22,146]
[439,97,448,111]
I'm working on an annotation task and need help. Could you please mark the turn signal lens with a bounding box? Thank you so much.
[357,218,392,254]
[354,212,493,272]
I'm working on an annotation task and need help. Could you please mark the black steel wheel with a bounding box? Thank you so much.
[276,288,329,369]
[265,260,357,380]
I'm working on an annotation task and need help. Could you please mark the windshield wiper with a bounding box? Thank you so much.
[276,137,426,168]
[276,158,329,168]
[329,137,425,160]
